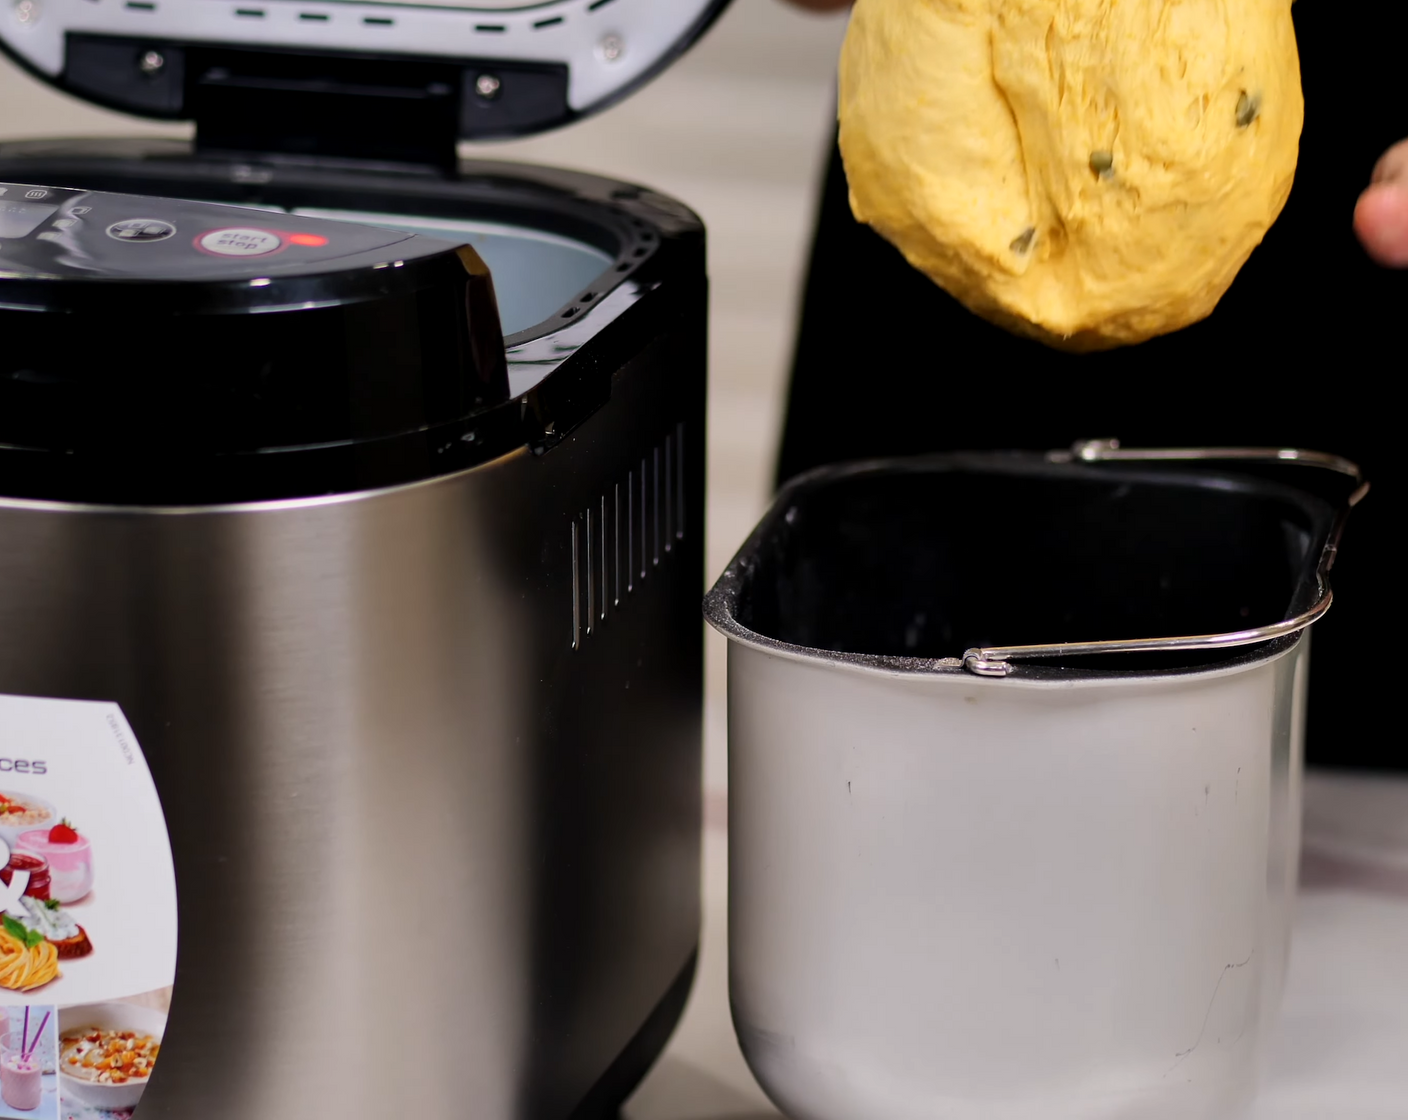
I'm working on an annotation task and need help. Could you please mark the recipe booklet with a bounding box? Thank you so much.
[0,694,176,1119]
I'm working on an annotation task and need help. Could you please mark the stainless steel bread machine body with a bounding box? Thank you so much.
[0,3,721,1115]
[0,372,704,1119]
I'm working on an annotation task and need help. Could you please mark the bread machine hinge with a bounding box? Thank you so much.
[60,36,571,173]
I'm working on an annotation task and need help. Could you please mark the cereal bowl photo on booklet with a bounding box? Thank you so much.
[0,794,57,848]
[56,1003,166,1111]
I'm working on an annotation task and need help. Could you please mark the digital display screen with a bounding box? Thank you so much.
[0,199,58,240]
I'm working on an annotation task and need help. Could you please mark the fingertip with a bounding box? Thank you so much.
[1354,183,1408,267]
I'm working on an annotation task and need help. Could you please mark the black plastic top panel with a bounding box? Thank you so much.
[1,184,510,457]
[0,146,705,505]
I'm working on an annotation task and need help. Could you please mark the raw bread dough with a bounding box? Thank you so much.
[838,0,1303,350]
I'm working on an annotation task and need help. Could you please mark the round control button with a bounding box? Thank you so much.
[107,219,176,243]
[199,228,282,257]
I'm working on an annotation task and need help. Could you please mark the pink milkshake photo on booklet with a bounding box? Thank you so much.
[0,1005,58,1120]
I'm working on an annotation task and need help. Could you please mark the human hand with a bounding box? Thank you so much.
[1354,140,1408,267]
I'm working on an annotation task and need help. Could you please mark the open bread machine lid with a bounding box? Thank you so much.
[0,0,732,160]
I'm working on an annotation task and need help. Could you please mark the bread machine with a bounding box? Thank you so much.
[0,3,727,1116]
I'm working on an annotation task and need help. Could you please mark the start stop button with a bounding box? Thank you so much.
[199,228,282,257]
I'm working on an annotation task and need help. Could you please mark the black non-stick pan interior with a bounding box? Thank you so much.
[728,454,1343,670]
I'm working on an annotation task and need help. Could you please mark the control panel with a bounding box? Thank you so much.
[0,183,426,281]
[1,183,511,464]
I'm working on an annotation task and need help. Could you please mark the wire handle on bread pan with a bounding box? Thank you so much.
[961,439,1369,678]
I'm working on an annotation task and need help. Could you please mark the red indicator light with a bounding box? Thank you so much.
[288,233,329,247]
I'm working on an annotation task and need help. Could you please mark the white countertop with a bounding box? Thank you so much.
[626,770,1408,1120]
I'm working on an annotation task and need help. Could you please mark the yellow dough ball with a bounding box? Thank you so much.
[838,0,1304,350]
